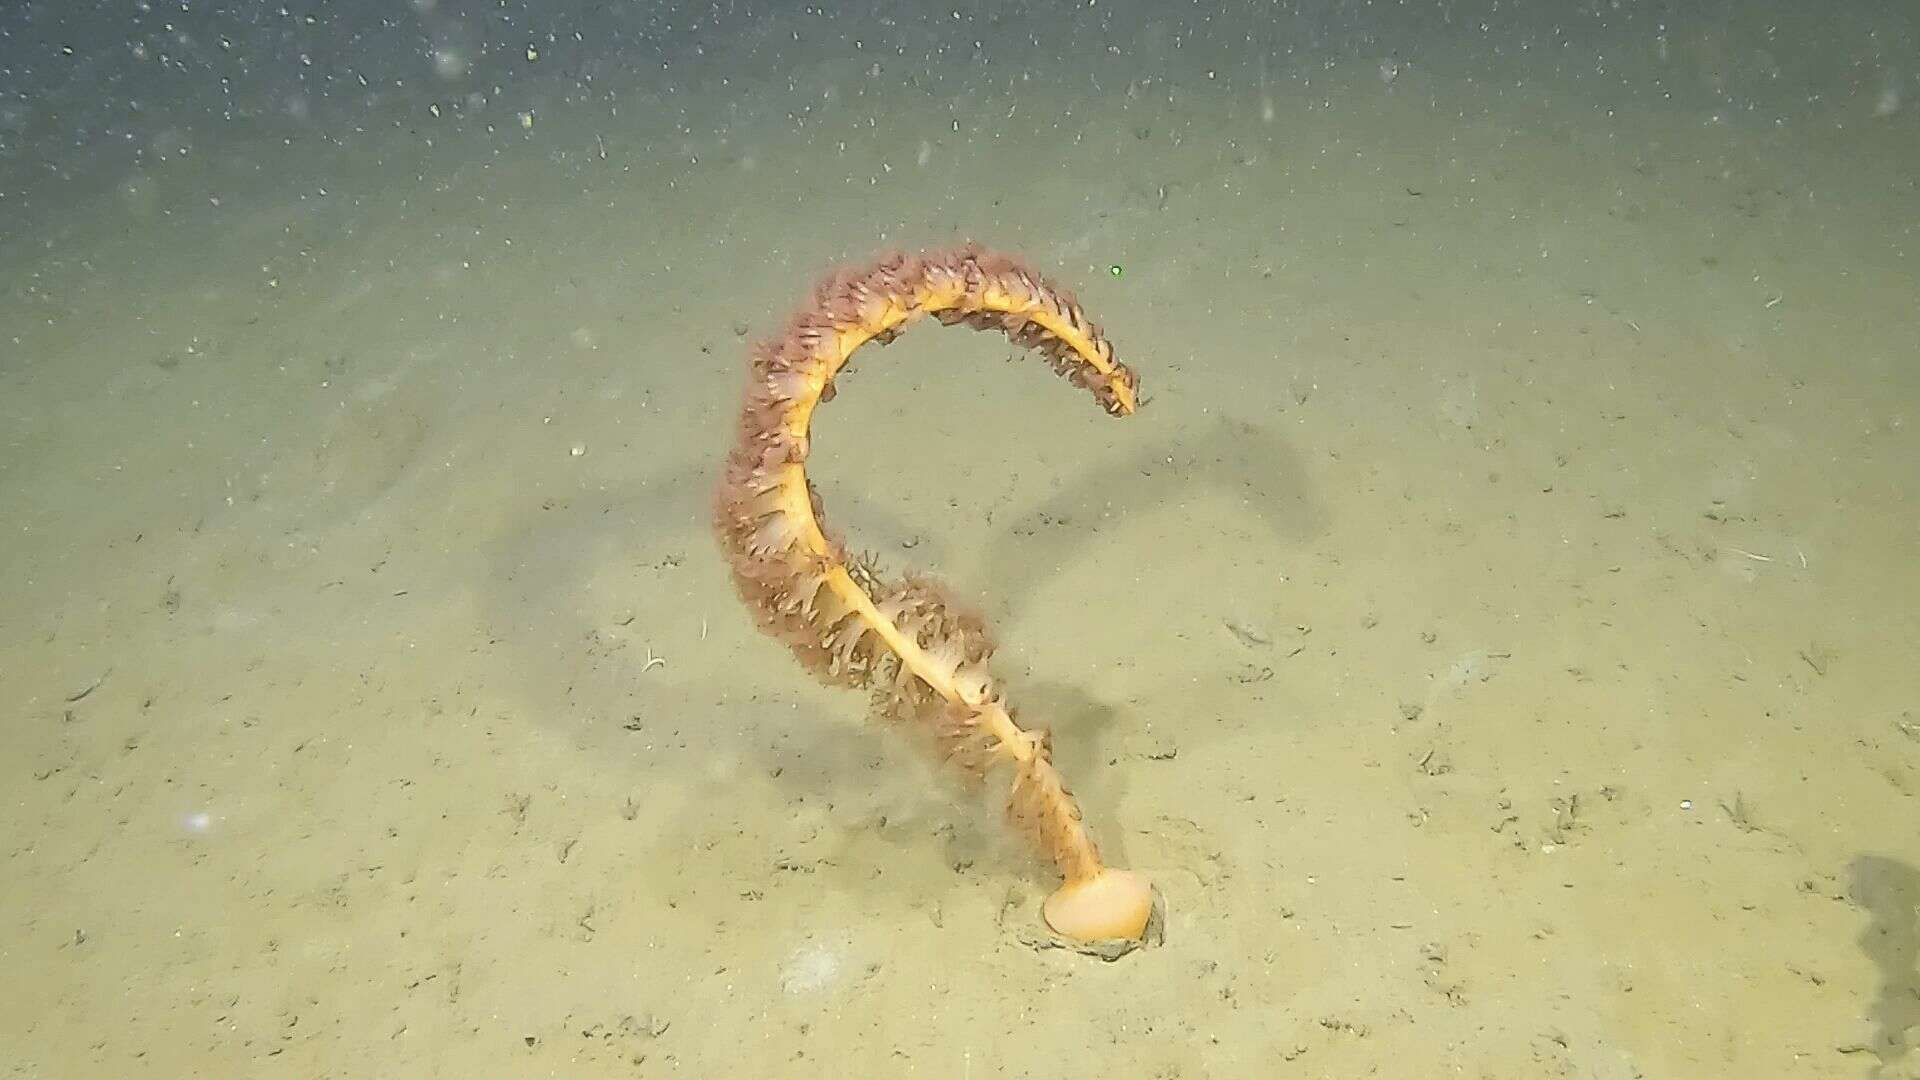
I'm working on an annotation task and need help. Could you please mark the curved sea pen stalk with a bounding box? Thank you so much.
[714,245,1153,943]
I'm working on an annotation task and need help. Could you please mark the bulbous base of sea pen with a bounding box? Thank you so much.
[1042,867,1155,943]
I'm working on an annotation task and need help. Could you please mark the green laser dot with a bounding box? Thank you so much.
[1108,264,1124,277]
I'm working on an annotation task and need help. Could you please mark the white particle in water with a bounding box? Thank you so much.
[779,942,843,995]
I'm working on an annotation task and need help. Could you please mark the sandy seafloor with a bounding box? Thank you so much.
[2,1,1918,1077]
